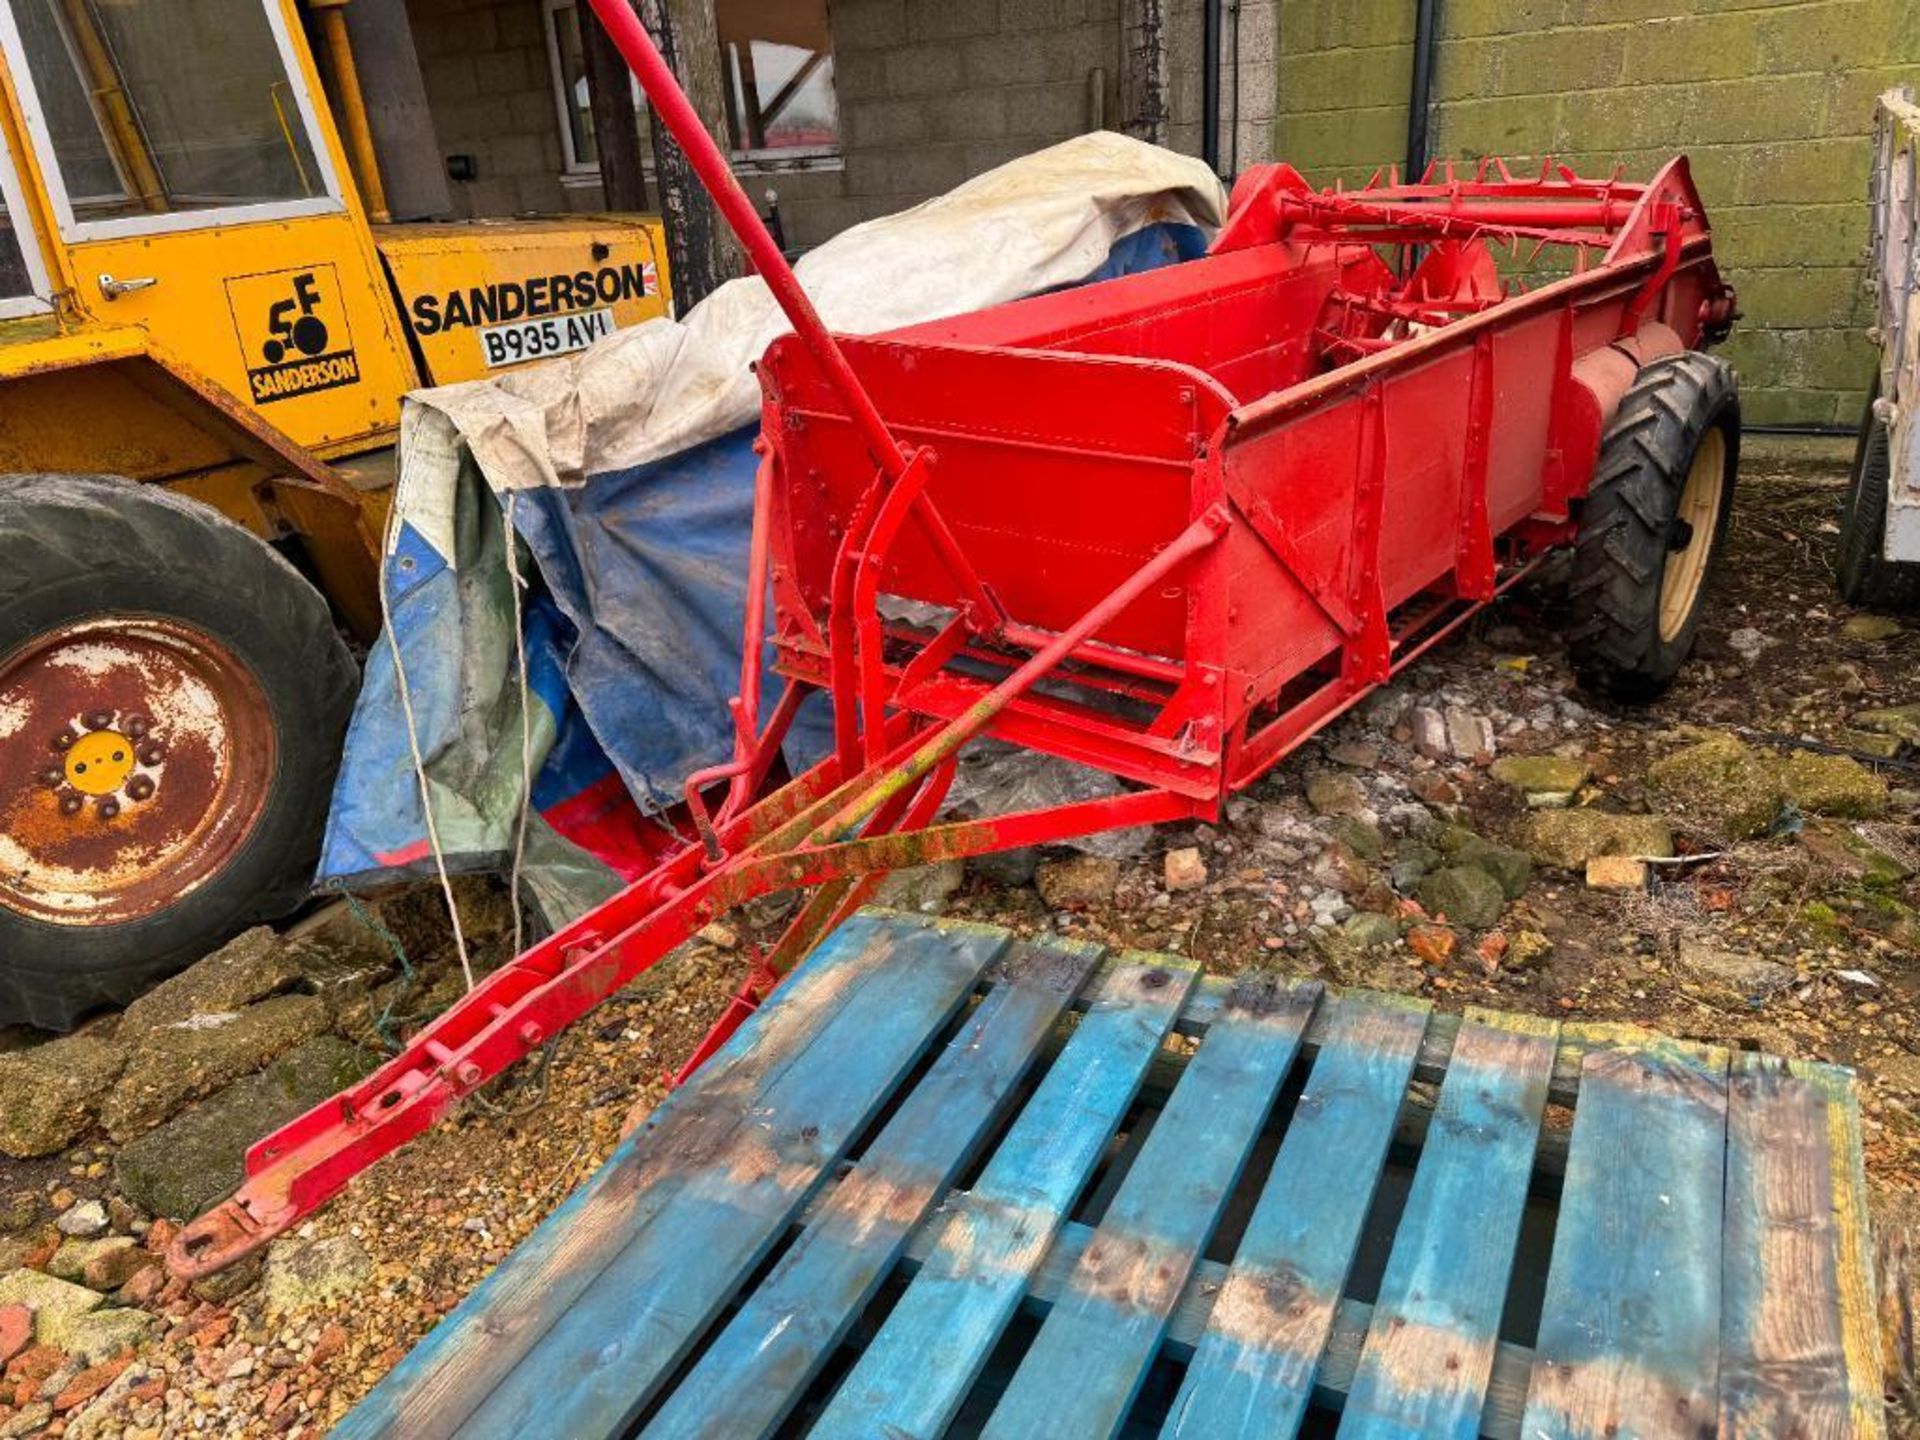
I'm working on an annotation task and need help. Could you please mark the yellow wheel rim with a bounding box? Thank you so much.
[1658,428,1726,643]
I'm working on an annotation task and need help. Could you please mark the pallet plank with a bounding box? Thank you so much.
[1718,1053,1886,1440]
[979,975,1324,1439]
[901,1220,1542,1437]
[1520,1029,1731,1440]
[1160,991,1432,1439]
[337,910,970,1440]
[1090,960,1587,1107]
[637,939,1102,1440]
[1335,1008,1558,1440]
[808,955,1199,1440]
[441,915,1006,1439]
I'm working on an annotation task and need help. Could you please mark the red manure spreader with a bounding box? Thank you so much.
[171,0,1738,1278]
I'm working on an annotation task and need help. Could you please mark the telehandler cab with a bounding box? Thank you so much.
[0,0,673,1026]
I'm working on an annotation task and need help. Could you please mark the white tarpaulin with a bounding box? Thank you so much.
[395,131,1226,520]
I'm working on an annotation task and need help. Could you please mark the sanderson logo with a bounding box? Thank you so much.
[224,264,361,405]
[248,350,361,402]
[407,261,658,336]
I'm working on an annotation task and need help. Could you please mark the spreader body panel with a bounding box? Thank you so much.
[762,156,1731,797]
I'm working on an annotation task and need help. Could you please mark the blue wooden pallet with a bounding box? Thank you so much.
[339,910,1885,1440]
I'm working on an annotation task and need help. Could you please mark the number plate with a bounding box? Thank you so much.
[478,308,617,368]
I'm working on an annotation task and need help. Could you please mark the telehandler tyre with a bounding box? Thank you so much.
[0,475,357,1029]
[1567,352,1740,702]
[1835,377,1920,611]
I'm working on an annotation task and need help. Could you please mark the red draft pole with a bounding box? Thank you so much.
[584,0,908,482]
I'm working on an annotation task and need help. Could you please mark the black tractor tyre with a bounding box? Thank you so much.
[1566,352,1740,703]
[0,475,358,1029]
[1835,378,1920,610]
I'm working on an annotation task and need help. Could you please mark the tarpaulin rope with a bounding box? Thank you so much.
[378,490,477,991]
[502,490,534,959]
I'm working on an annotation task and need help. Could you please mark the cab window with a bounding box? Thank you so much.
[0,124,44,310]
[0,200,32,301]
[13,0,324,222]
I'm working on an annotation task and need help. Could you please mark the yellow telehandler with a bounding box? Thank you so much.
[0,0,673,1025]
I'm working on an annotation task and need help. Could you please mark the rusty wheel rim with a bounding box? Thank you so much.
[1657,428,1727,644]
[0,617,276,926]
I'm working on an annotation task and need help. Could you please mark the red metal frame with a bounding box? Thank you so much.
[166,11,1736,1278]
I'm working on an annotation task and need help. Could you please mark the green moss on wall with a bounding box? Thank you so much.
[1273,0,1919,424]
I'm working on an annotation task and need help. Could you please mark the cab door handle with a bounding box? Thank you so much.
[98,274,158,300]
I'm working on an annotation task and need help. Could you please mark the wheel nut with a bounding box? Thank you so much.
[125,716,149,739]
[84,709,114,730]
[39,767,62,787]
[51,729,76,751]
[58,794,83,817]
[126,775,155,801]
[138,744,165,765]
[97,798,119,820]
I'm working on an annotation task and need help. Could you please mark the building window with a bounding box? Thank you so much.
[545,0,600,176]
[716,0,839,161]
[0,216,29,299]
[545,0,840,177]
[0,180,42,312]
[0,99,48,315]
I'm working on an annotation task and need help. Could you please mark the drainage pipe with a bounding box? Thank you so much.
[1406,0,1438,181]
[1202,0,1221,171]
[1226,0,1241,175]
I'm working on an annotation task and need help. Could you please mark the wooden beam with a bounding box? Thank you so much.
[636,0,740,312]
[582,0,649,212]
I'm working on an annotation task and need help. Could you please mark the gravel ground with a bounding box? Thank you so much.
[15,435,1920,1436]
[21,937,745,1439]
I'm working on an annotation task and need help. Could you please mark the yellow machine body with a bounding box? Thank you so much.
[376,218,668,387]
[0,0,670,630]
[48,214,420,457]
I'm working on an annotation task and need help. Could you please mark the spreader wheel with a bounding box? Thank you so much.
[0,475,358,1029]
[1835,377,1920,610]
[1567,352,1740,702]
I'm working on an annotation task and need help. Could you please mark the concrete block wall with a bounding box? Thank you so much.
[1229,0,1280,171]
[1272,0,1920,426]
[392,0,1910,419]
[771,0,1126,247]
[776,0,1279,247]
[394,0,1281,257]
[405,0,581,219]
[1166,0,1277,172]
[398,0,1144,252]
[1270,4,1414,181]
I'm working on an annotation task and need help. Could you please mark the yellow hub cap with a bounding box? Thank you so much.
[63,730,135,796]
